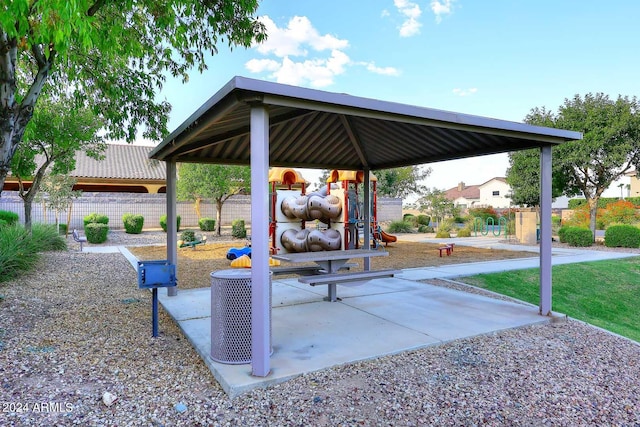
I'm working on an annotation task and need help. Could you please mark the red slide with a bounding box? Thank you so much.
[377,229,397,245]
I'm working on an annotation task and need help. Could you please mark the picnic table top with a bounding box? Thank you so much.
[272,249,388,263]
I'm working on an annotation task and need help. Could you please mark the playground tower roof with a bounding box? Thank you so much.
[150,76,580,169]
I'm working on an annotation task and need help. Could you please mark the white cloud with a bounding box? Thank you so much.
[394,0,422,37]
[256,16,348,58]
[430,0,455,23]
[453,88,478,96]
[363,62,401,76]
[247,15,398,87]
[381,9,390,18]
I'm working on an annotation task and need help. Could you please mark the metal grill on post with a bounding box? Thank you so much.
[137,260,176,337]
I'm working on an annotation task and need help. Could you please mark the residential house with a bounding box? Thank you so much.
[4,144,166,193]
[445,177,512,209]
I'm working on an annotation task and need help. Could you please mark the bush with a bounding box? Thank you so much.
[181,230,196,242]
[468,207,498,222]
[232,219,247,238]
[568,197,619,209]
[604,225,640,248]
[559,226,593,247]
[416,215,430,226]
[122,213,144,234]
[601,200,640,227]
[417,225,434,233]
[199,217,216,231]
[58,223,68,235]
[456,228,472,237]
[83,213,109,226]
[0,219,6,228]
[435,230,451,238]
[0,224,66,283]
[387,220,414,233]
[402,214,418,227]
[85,223,109,243]
[0,210,19,226]
[160,214,181,232]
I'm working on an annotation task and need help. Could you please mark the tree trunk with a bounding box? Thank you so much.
[587,197,599,242]
[23,198,32,230]
[215,199,223,236]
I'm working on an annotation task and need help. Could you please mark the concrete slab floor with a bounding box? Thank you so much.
[158,277,548,397]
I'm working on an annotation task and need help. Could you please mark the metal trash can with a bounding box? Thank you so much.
[210,269,272,364]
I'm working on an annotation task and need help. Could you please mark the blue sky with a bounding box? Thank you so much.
[155,0,639,195]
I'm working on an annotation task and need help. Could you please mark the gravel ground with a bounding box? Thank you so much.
[1,234,639,425]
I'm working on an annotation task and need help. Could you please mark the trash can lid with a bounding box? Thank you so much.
[210,269,253,279]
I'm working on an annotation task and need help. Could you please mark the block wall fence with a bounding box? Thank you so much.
[0,192,403,230]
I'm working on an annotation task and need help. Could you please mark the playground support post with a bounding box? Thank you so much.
[166,161,178,297]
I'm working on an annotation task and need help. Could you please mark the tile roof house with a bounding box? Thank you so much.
[445,177,512,208]
[4,144,166,193]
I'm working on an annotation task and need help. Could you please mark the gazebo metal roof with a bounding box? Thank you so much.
[150,76,580,167]
[150,76,582,379]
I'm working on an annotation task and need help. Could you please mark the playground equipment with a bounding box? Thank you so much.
[268,167,395,254]
[473,216,508,237]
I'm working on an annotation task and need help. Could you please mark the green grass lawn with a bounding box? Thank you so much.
[460,257,640,342]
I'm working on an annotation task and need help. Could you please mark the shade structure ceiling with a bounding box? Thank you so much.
[150,76,581,169]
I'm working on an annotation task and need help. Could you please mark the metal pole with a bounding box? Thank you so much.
[166,161,178,297]
[539,145,552,315]
[250,104,271,377]
[363,169,371,271]
[152,288,159,337]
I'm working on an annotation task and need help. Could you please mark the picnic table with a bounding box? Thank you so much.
[272,249,399,302]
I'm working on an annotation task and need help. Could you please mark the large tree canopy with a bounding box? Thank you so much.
[509,93,640,237]
[0,0,266,193]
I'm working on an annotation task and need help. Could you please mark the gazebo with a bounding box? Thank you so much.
[149,76,582,377]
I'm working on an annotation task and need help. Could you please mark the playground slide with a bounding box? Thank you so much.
[378,229,397,245]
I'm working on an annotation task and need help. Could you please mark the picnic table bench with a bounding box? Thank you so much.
[273,249,392,302]
[438,243,455,257]
[270,263,357,276]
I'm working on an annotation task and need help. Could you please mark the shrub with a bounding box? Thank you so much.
[416,215,430,226]
[468,207,498,222]
[122,213,144,234]
[160,214,181,232]
[417,225,434,233]
[388,220,414,233]
[232,219,247,238]
[0,219,7,228]
[435,230,451,238]
[551,216,561,226]
[83,213,109,226]
[560,226,593,247]
[0,210,19,226]
[0,224,66,283]
[402,214,418,227]
[456,228,472,237]
[181,230,196,242]
[58,223,68,235]
[85,223,109,243]
[604,225,640,248]
[199,217,216,231]
[601,200,640,227]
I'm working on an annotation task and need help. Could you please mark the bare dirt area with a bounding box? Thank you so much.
[127,238,537,290]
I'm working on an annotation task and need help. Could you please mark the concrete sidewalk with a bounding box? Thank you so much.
[92,240,638,397]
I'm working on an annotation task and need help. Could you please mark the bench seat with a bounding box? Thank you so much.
[299,269,400,285]
[271,263,357,276]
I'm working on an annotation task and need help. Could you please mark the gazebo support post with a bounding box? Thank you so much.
[363,168,371,271]
[539,145,552,315]
[250,104,271,377]
[166,160,178,297]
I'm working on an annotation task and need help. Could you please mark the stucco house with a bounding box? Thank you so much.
[445,177,512,209]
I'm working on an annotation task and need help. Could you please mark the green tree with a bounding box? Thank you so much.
[11,98,105,229]
[522,94,640,238]
[40,174,82,234]
[0,1,266,194]
[375,166,432,199]
[506,149,567,207]
[176,163,251,235]
[416,188,455,231]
